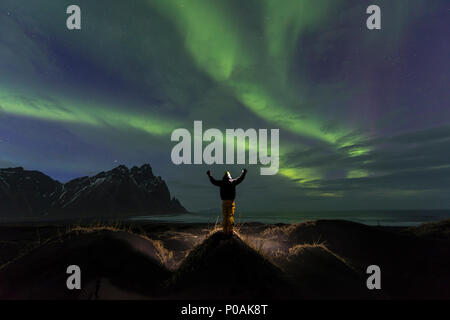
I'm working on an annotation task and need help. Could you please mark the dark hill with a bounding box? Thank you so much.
[0,229,172,299]
[1,219,449,299]
[170,231,290,299]
[281,220,450,299]
[0,167,60,217]
[406,218,450,240]
[279,244,375,299]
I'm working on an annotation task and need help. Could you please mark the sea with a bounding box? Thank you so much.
[129,210,450,227]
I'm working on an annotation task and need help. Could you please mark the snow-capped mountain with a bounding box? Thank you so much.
[0,164,187,218]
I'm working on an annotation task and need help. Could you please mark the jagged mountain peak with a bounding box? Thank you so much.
[131,163,153,173]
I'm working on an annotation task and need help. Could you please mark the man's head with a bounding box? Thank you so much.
[223,171,232,180]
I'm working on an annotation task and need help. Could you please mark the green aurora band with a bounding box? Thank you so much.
[148,0,369,182]
[0,0,436,193]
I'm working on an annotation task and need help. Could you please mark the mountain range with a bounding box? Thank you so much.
[0,164,187,218]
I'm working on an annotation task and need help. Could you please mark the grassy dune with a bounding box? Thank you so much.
[0,219,449,299]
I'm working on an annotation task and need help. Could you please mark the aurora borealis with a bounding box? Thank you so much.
[0,0,449,212]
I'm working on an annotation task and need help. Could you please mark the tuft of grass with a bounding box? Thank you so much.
[138,233,175,269]
[207,217,222,236]
[261,223,301,240]
[286,243,355,272]
[288,243,328,256]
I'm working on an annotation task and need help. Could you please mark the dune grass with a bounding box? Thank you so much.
[0,221,177,271]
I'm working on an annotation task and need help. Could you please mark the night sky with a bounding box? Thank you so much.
[0,0,449,212]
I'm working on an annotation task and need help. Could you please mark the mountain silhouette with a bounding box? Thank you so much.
[0,164,187,218]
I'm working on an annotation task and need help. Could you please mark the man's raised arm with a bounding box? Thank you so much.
[233,169,247,185]
[207,170,221,186]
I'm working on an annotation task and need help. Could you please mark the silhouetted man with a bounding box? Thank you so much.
[207,169,247,235]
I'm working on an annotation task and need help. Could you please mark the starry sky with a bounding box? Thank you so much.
[0,0,449,213]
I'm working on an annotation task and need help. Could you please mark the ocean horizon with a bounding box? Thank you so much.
[129,209,450,227]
